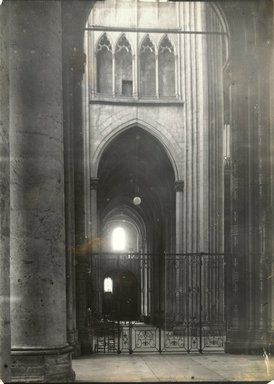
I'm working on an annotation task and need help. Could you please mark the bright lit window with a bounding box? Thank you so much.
[104,277,113,293]
[112,227,126,251]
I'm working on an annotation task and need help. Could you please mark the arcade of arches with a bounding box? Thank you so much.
[0,0,274,382]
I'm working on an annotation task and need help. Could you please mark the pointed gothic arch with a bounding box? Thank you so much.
[92,119,181,181]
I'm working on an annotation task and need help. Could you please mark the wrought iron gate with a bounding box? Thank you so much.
[90,253,225,354]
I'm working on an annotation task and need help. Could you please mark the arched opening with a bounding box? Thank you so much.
[103,270,139,321]
[75,0,233,361]
[158,36,175,97]
[96,33,112,94]
[98,126,175,256]
[103,219,142,253]
[140,36,156,97]
[103,277,113,293]
[115,35,133,96]
[6,0,274,382]
[92,126,175,327]
[111,227,126,251]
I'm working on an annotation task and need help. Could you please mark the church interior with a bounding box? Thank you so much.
[0,0,274,382]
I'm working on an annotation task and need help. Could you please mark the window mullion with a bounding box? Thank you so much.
[156,53,159,99]
[112,52,116,97]
[133,54,138,99]
[175,53,179,99]
[93,52,97,96]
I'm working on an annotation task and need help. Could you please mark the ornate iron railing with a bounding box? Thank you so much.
[90,252,225,354]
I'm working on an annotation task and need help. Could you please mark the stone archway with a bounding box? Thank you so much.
[84,125,176,334]
[66,0,274,357]
[1,0,273,382]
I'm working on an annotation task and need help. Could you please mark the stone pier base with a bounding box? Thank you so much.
[11,346,75,383]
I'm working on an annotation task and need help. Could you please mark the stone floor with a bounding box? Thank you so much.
[73,353,274,382]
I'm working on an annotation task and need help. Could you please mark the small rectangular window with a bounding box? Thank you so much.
[122,80,133,96]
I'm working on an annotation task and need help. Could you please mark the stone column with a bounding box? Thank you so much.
[64,48,86,358]
[223,62,233,345]
[225,2,273,353]
[61,0,95,357]
[155,54,159,99]
[90,178,99,246]
[268,0,274,350]
[112,52,115,97]
[132,54,137,98]
[224,55,248,353]
[9,1,74,381]
[0,3,11,382]
[175,180,184,319]
[175,181,184,253]
[75,259,91,354]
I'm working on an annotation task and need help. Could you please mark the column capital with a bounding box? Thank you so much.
[90,177,99,190]
[174,180,184,192]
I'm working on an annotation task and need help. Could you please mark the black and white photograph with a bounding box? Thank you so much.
[0,0,274,382]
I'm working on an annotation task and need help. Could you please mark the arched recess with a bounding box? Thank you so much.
[96,126,176,324]
[92,119,181,181]
[63,0,235,357]
[100,206,150,318]
[102,209,147,253]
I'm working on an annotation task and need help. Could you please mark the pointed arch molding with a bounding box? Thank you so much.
[91,117,182,181]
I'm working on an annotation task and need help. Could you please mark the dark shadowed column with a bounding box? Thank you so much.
[61,0,95,356]
[90,178,99,242]
[9,1,74,381]
[0,2,11,382]
[224,0,273,354]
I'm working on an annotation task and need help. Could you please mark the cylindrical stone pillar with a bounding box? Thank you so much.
[0,3,11,382]
[9,1,74,381]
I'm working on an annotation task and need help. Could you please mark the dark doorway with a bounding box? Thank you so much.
[103,270,139,321]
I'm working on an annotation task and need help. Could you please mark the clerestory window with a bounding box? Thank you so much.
[94,33,176,100]
[96,33,112,95]
[158,35,175,97]
[140,35,156,97]
[115,35,133,96]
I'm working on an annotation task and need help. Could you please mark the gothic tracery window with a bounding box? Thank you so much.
[115,35,133,96]
[96,33,112,94]
[140,35,156,97]
[158,35,175,97]
[95,33,177,99]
